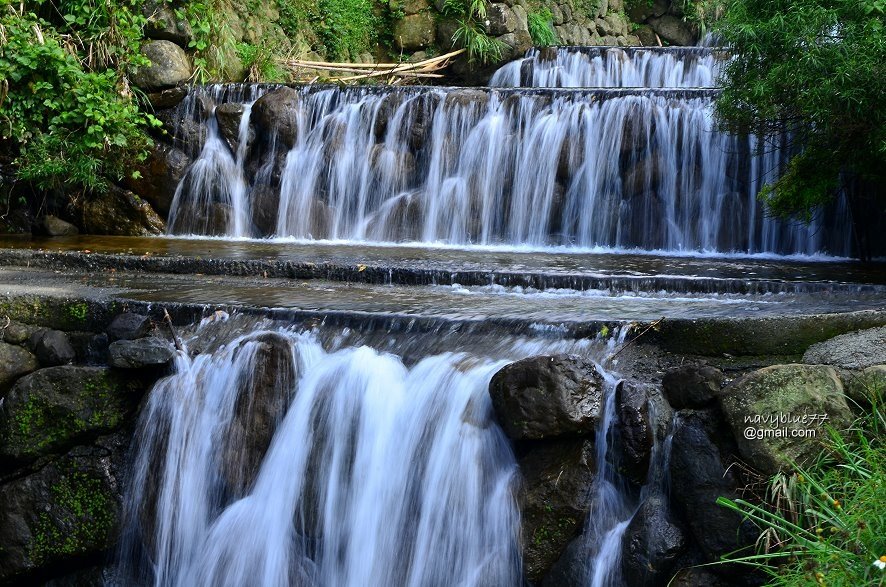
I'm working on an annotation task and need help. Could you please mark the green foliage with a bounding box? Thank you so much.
[714,0,886,222]
[236,42,286,81]
[442,0,505,63]
[0,3,159,194]
[717,380,886,586]
[528,9,557,47]
[316,0,379,61]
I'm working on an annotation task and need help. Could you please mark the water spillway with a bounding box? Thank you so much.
[164,46,853,257]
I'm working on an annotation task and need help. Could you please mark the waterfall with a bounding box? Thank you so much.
[116,327,526,586]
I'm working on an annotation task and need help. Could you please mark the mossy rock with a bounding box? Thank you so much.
[0,443,124,583]
[0,366,146,463]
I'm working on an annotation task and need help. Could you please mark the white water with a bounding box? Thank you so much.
[165,48,852,256]
[117,329,523,587]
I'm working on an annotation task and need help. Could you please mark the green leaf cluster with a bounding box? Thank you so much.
[443,0,506,63]
[0,2,159,194]
[714,0,886,223]
[528,8,557,47]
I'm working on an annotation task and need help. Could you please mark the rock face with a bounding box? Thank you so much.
[803,325,886,370]
[0,438,126,584]
[489,355,604,440]
[518,439,596,583]
[620,494,686,586]
[669,410,758,562]
[720,364,852,474]
[108,338,175,369]
[0,366,145,462]
[662,363,724,409]
[0,342,39,388]
[131,40,191,91]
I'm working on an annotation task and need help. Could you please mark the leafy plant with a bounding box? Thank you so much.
[442,0,505,63]
[717,379,886,586]
[528,9,557,47]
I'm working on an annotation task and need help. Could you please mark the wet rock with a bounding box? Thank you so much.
[615,380,653,485]
[0,366,146,462]
[33,215,78,236]
[76,185,166,236]
[221,332,298,496]
[143,0,193,46]
[109,337,175,369]
[131,40,192,91]
[620,494,686,586]
[0,342,38,389]
[215,102,249,154]
[541,535,588,587]
[32,329,76,367]
[146,85,189,110]
[154,109,207,155]
[372,93,405,141]
[803,325,886,370]
[487,4,517,36]
[662,363,724,409]
[106,313,152,342]
[252,87,301,149]
[444,88,490,110]
[249,184,281,237]
[634,24,659,46]
[126,143,192,217]
[489,355,604,440]
[669,568,731,586]
[519,439,596,583]
[843,365,886,409]
[668,410,758,561]
[720,364,852,474]
[394,13,436,51]
[0,441,125,584]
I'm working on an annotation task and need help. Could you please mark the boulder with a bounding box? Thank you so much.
[668,410,758,561]
[0,342,38,389]
[719,364,852,474]
[32,329,76,367]
[146,85,189,110]
[615,380,654,485]
[126,142,193,217]
[634,24,659,46]
[76,185,166,236]
[131,40,192,91]
[519,439,596,583]
[215,102,250,154]
[844,365,886,408]
[33,215,78,237]
[487,4,517,36]
[669,568,731,586]
[647,15,697,46]
[0,366,145,462]
[803,325,886,370]
[221,333,298,496]
[489,355,604,440]
[251,87,302,149]
[394,13,436,51]
[620,494,686,586]
[541,536,589,587]
[0,441,125,583]
[108,337,175,369]
[2,320,41,345]
[143,0,193,46]
[662,363,724,409]
[106,313,152,342]
[401,0,429,15]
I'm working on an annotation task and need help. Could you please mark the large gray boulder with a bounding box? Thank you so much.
[0,366,145,462]
[719,364,853,474]
[251,87,302,149]
[143,0,193,46]
[647,15,697,46]
[394,13,436,51]
[0,342,38,388]
[489,355,604,440]
[620,494,686,586]
[803,325,886,370]
[844,365,886,408]
[33,215,78,236]
[106,313,152,342]
[662,363,724,409]
[131,40,192,91]
[31,329,76,367]
[108,337,175,369]
[76,186,166,236]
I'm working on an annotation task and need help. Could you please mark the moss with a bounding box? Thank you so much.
[67,302,89,322]
[28,470,116,565]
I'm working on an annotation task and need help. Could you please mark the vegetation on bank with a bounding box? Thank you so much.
[713,0,886,258]
[718,379,886,586]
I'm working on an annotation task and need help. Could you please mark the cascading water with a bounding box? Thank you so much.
[116,326,530,587]
[164,47,853,256]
